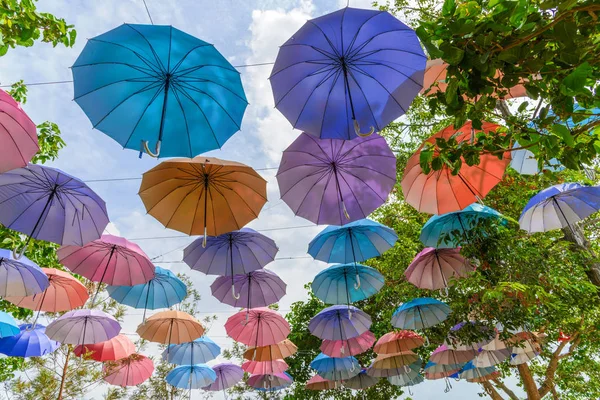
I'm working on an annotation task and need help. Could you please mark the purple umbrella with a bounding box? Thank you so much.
[277,133,396,225]
[0,164,109,257]
[46,309,121,345]
[203,363,244,391]
[211,269,286,309]
[309,305,371,341]
[270,7,425,139]
[0,249,49,297]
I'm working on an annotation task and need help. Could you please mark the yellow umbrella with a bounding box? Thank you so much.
[136,310,204,345]
[244,339,298,361]
[139,157,267,240]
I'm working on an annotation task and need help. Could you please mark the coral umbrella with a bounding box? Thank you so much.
[306,374,339,390]
[310,353,360,381]
[270,7,425,139]
[137,310,204,346]
[242,359,288,375]
[0,89,38,173]
[277,133,396,225]
[0,323,59,357]
[166,364,216,389]
[372,351,419,370]
[244,339,297,361]
[374,330,424,354]
[405,248,474,291]
[46,309,120,345]
[225,308,290,347]
[367,359,421,378]
[211,269,286,308]
[344,369,378,389]
[402,121,510,215]
[203,363,244,391]
[312,263,384,305]
[162,336,221,365]
[320,330,375,358]
[0,249,48,298]
[139,157,267,237]
[103,354,154,387]
[247,372,293,391]
[430,344,476,365]
[74,334,135,362]
[391,298,451,330]
[309,305,371,341]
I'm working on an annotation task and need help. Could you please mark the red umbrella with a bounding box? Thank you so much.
[374,330,424,354]
[320,330,375,357]
[402,121,510,215]
[405,248,475,291]
[225,307,290,347]
[0,89,39,174]
[242,359,288,375]
[74,334,135,362]
[103,353,154,387]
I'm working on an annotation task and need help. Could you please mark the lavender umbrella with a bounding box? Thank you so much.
[0,164,109,257]
[308,305,371,341]
[0,249,48,297]
[46,309,121,345]
[277,133,396,225]
[203,363,244,391]
[270,7,425,139]
[211,269,286,309]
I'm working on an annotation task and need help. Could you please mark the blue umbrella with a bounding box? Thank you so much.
[309,305,372,341]
[166,364,216,389]
[312,263,384,305]
[458,361,496,380]
[270,7,425,139]
[308,219,398,264]
[420,203,507,248]
[310,353,360,380]
[0,312,19,338]
[0,249,49,298]
[0,324,60,357]
[73,24,247,158]
[162,336,221,365]
[107,266,187,320]
[391,298,450,330]
[519,183,600,233]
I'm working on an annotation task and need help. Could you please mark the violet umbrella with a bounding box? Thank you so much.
[308,305,371,341]
[203,363,244,391]
[225,308,290,348]
[0,249,48,298]
[0,164,109,257]
[211,269,286,309]
[405,247,475,292]
[277,133,396,225]
[46,309,121,345]
[0,89,39,174]
[0,323,60,357]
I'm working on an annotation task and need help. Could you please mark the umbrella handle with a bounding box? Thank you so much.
[263,381,268,389]
[342,200,350,220]
[12,240,29,260]
[350,362,356,372]
[268,375,273,381]
[353,119,375,137]
[440,287,449,297]
[404,365,410,373]
[424,336,430,346]
[143,140,161,158]
[353,274,361,290]
[340,344,345,355]
[232,284,241,300]
[347,308,353,321]
[202,227,207,248]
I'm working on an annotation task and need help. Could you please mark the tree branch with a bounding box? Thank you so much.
[517,363,541,400]
[482,381,505,400]
[492,378,519,400]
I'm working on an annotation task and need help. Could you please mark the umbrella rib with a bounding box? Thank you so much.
[0,118,35,164]
[348,30,424,60]
[344,11,384,57]
[72,61,160,78]
[118,83,163,150]
[173,61,237,78]
[269,51,335,80]
[272,63,339,108]
[126,24,168,74]
[85,37,163,74]
[347,65,404,122]
[305,21,342,59]
[175,76,248,104]
[169,87,194,158]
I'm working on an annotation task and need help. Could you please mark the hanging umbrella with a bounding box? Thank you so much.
[137,310,204,345]
[244,339,297,361]
[211,269,286,308]
[372,351,419,370]
[72,24,247,158]
[270,7,425,139]
[0,323,59,357]
[166,364,216,389]
[388,372,424,387]
[46,309,120,345]
[420,204,507,248]
[519,183,600,233]
[225,308,290,347]
[312,263,384,305]
[308,219,398,264]
[447,321,495,351]
[107,266,186,320]
[139,157,267,237]
[429,344,476,365]
[0,249,48,298]
[277,133,396,225]
[310,353,360,381]
[308,305,371,341]
[242,359,288,375]
[74,334,135,362]
[423,361,462,379]
[474,349,510,368]
[402,121,510,215]
[103,353,154,387]
[459,361,496,381]
[391,298,451,330]
[374,330,424,354]
[405,247,474,291]
[320,330,375,358]
[249,372,293,391]
[0,164,109,256]
[467,370,500,383]
[508,332,542,365]
[0,89,38,173]
[306,374,339,390]
[162,336,221,365]
[367,359,421,378]
[202,363,244,391]
[344,369,378,389]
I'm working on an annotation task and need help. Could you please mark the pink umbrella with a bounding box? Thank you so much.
[242,359,288,375]
[321,330,375,357]
[0,89,39,174]
[103,353,154,387]
[225,307,290,347]
[74,334,135,362]
[405,248,475,291]
[429,344,476,365]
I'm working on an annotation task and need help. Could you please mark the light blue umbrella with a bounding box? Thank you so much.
[391,298,450,330]
[0,249,48,297]
[420,203,507,248]
[162,337,221,365]
[166,364,216,389]
[312,263,384,305]
[72,24,247,158]
[0,324,59,357]
[310,353,360,381]
[0,312,19,338]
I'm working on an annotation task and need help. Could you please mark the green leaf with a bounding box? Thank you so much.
[498,47,520,64]
[561,62,593,95]
[442,0,456,16]
[552,124,575,147]
[446,79,459,106]
[440,43,464,65]
[593,140,600,154]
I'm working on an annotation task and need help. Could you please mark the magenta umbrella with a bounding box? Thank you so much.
[211,269,286,309]
[225,308,290,347]
[276,133,396,225]
[46,309,121,345]
[405,248,475,291]
[0,89,38,173]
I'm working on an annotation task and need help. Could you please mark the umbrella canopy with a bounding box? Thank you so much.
[166,364,216,389]
[447,321,495,351]
[519,183,600,232]
[139,157,267,236]
[72,24,247,158]
[0,164,109,249]
[225,307,290,347]
[367,359,421,378]
[420,204,506,248]
[344,369,378,389]
[310,353,360,381]
[136,310,204,345]
[46,309,120,345]
[103,354,154,387]
[211,269,286,308]
[244,339,298,361]
[474,348,510,368]
[247,372,293,391]
[162,336,220,365]
[372,351,419,369]
[0,89,38,173]
[391,298,451,330]
[74,334,136,362]
[270,7,425,139]
[242,359,289,375]
[277,133,396,225]
[402,121,510,215]
[508,332,542,365]
[320,330,375,358]
[405,247,474,290]
[308,219,398,264]
[0,323,59,357]
[423,361,462,379]
[374,330,424,354]
[308,305,372,341]
[430,344,477,365]
[467,370,501,383]
[312,263,384,305]
[202,363,244,391]
[5,268,87,312]
[388,373,424,387]
[459,362,496,381]
[306,374,339,390]
[0,250,48,298]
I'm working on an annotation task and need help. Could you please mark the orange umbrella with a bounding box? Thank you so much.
[402,121,510,215]
[372,351,419,369]
[306,374,339,390]
[139,157,267,239]
[74,334,136,362]
[244,339,297,361]
[374,331,424,354]
[136,310,204,345]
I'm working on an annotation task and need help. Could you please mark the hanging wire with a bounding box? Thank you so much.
[141,0,154,24]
